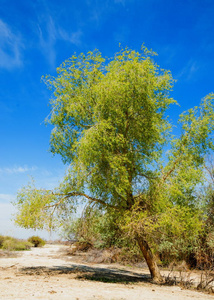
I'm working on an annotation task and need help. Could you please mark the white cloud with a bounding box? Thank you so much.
[38,16,57,68]
[0,166,37,174]
[0,194,15,202]
[175,60,199,81]
[58,29,82,46]
[0,19,23,69]
[38,15,82,68]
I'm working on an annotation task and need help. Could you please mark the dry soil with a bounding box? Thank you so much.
[0,244,213,300]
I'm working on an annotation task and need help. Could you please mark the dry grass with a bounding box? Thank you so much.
[65,246,214,293]
[162,260,214,293]
[66,244,144,267]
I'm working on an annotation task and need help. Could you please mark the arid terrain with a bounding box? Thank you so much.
[0,244,213,300]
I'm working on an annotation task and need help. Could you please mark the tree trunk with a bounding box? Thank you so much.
[136,236,164,283]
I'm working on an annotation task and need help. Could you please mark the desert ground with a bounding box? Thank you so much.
[0,244,213,300]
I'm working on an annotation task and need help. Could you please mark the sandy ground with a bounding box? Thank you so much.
[0,244,213,300]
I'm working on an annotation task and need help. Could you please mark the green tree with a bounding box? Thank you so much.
[14,47,214,282]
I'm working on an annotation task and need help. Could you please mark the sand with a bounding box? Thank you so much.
[0,244,213,299]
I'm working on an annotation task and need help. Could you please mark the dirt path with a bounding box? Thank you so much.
[0,244,213,299]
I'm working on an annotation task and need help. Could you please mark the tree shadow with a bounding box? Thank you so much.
[19,263,151,284]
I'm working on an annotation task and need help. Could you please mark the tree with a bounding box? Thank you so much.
[14,46,214,282]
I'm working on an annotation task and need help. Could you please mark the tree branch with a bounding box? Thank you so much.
[138,173,158,180]
[45,191,121,210]
[161,155,182,183]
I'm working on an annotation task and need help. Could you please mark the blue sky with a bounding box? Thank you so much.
[0,0,213,239]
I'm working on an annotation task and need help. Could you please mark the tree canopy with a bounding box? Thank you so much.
[14,46,214,282]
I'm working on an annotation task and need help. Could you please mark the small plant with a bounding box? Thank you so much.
[197,269,214,292]
[1,236,33,251]
[0,235,5,247]
[15,241,33,251]
[28,236,45,247]
[2,238,16,251]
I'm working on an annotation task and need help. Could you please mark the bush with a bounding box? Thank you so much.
[0,235,15,248]
[1,238,16,251]
[28,236,45,247]
[61,207,144,265]
[0,235,5,247]
[1,237,33,251]
[15,241,33,251]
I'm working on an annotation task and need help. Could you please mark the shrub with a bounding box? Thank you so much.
[28,236,45,247]
[0,235,5,247]
[15,241,33,251]
[1,237,33,251]
[2,238,16,251]
[0,235,15,248]
[61,207,143,265]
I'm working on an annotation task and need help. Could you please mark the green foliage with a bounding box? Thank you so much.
[120,202,205,266]
[0,235,5,247]
[65,208,102,245]
[191,157,214,268]
[92,210,125,248]
[45,47,176,207]
[27,236,46,247]
[17,241,33,250]
[157,208,204,265]
[13,45,214,275]
[14,179,60,230]
[15,46,214,226]
[0,235,33,251]
[62,206,147,262]
[62,207,121,247]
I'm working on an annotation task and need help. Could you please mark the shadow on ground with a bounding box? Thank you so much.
[19,264,151,284]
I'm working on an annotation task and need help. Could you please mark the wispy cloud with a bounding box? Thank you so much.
[58,28,82,46]
[0,194,15,202]
[0,19,23,70]
[0,166,37,175]
[175,60,200,81]
[38,16,57,68]
[38,15,82,68]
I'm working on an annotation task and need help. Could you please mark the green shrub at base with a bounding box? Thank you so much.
[0,235,5,247]
[27,236,45,247]
[1,236,33,251]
